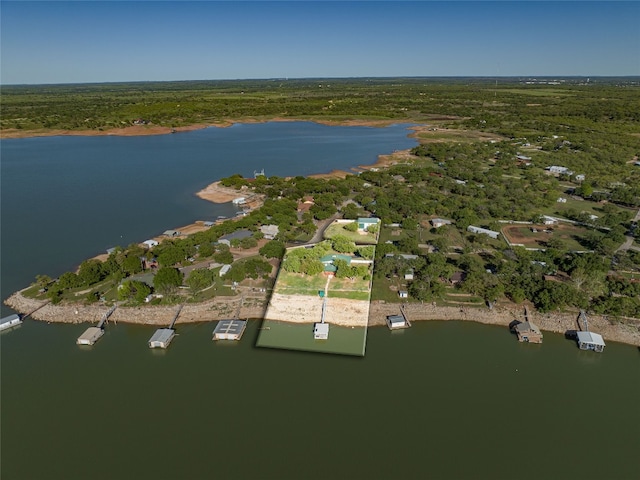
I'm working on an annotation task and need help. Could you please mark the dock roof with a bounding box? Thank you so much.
[149,328,175,343]
[213,319,247,337]
[576,331,605,346]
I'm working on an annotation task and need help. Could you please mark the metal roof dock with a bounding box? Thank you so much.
[0,314,22,331]
[148,328,175,349]
[77,327,104,345]
[212,319,247,341]
[576,331,606,352]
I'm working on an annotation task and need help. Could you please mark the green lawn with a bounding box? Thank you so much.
[323,222,378,245]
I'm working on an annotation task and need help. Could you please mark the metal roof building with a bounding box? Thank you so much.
[77,327,104,346]
[313,322,329,340]
[148,328,175,348]
[213,319,247,341]
[576,331,606,352]
[0,314,22,331]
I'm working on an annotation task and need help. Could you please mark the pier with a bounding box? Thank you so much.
[77,305,117,345]
[148,305,182,349]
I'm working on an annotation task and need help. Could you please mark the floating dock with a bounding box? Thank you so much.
[0,314,22,331]
[148,328,176,348]
[77,327,104,345]
[576,310,605,352]
[213,319,247,341]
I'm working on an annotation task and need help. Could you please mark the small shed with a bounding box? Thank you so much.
[398,290,408,299]
[512,321,543,344]
[148,328,175,349]
[143,239,159,248]
[219,264,232,277]
[404,269,414,281]
[576,331,606,352]
[313,322,329,340]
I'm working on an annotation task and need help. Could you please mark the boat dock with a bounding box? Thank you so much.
[77,305,117,345]
[212,319,247,340]
[0,314,23,332]
[148,305,182,349]
[386,304,412,330]
[576,310,605,352]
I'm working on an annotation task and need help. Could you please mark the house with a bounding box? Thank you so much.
[576,331,606,352]
[219,264,232,277]
[541,215,558,225]
[511,321,543,344]
[575,174,586,182]
[297,196,315,213]
[516,154,532,161]
[163,230,181,237]
[398,290,408,299]
[431,218,452,229]
[260,224,279,240]
[143,239,159,248]
[547,166,574,176]
[357,217,380,232]
[404,268,414,281]
[450,271,466,285]
[232,197,246,205]
[467,225,500,239]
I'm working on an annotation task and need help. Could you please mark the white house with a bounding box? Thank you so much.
[219,264,232,277]
[547,166,574,176]
[398,290,408,299]
[232,197,246,205]
[467,226,500,239]
[260,224,279,240]
[357,217,380,232]
[143,239,159,248]
[431,218,452,229]
[541,215,558,225]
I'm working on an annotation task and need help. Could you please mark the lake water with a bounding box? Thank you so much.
[1,123,639,480]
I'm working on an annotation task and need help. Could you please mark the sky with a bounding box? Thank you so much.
[1,1,638,84]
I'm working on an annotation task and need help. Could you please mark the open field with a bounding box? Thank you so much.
[323,221,378,244]
[501,223,599,250]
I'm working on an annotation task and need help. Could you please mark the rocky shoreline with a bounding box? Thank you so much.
[7,290,640,347]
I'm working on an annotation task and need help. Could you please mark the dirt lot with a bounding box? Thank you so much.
[264,292,370,328]
[502,223,589,249]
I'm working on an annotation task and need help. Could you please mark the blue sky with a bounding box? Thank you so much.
[1,1,638,84]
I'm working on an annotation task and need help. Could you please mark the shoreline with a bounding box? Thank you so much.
[5,290,640,347]
[0,117,410,140]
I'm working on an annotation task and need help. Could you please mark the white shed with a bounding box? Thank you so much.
[313,322,329,340]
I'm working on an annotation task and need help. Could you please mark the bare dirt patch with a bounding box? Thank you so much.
[264,292,370,327]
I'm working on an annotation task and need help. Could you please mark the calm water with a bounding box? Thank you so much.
[1,123,639,479]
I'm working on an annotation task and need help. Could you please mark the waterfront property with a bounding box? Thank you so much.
[386,315,408,330]
[0,314,22,331]
[148,328,175,348]
[77,327,104,346]
[511,321,543,343]
[357,217,380,232]
[212,319,247,340]
[576,331,606,352]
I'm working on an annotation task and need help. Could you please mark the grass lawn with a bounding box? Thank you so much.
[274,270,328,295]
[323,222,378,245]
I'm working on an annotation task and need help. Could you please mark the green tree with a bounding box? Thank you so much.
[186,268,216,293]
[332,235,356,254]
[344,221,358,232]
[118,280,151,303]
[154,267,183,293]
[77,259,104,286]
[259,240,286,259]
